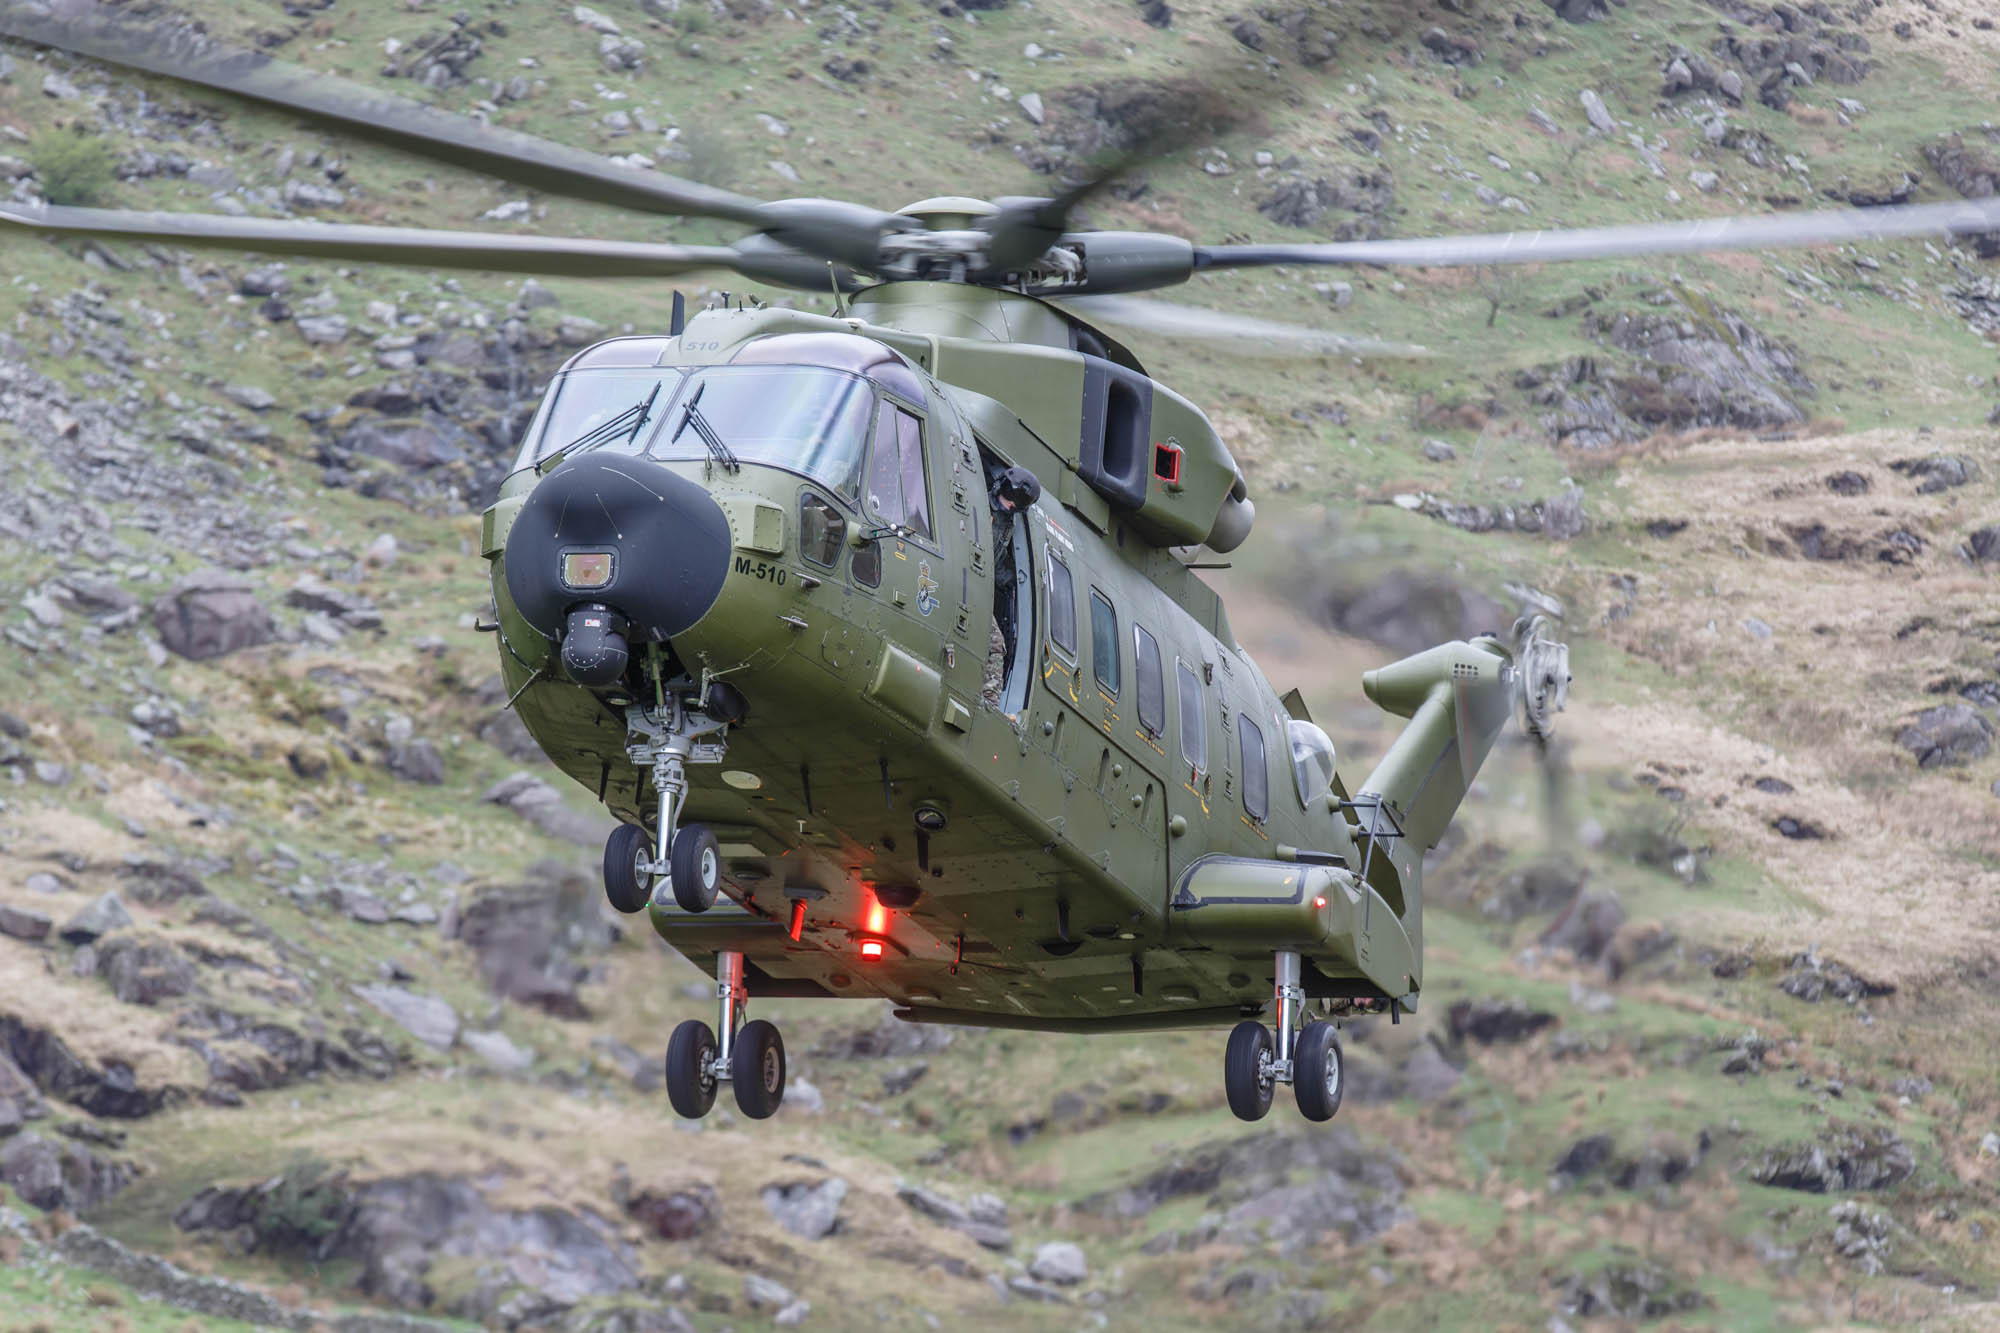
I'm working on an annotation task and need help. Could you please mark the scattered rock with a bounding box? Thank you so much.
[1829,1199,1893,1274]
[60,892,133,946]
[479,772,614,847]
[1029,1241,1087,1285]
[1255,165,1394,238]
[386,740,446,786]
[1896,704,1992,769]
[0,903,53,942]
[350,984,459,1050]
[462,1029,534,1072]
[97,935,198,1006]
[1539,889,1627,965]
[1282,560,1506,658]
[1778,953,1893,1005]
[1888,453,1978,494]
[0,1130,134,1212]
[1579,90,1616,135]
[150,572,276,661]
[761,1178,847,1240]
[626,1187,715,1241]
[0,1016,169,1119]
[1750,1125,1913,1193]
[744,1273,795,1310]
[1448,997,1558,1045]
[1558,1261,1706,1320]
[451,868,608,1019]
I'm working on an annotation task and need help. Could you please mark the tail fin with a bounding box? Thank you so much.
[1357,616,1568,858]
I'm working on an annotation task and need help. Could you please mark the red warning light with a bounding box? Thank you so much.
[1314,895,1328,909]
[859,939,885,961]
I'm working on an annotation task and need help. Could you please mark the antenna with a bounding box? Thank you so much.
[669,290,686,336]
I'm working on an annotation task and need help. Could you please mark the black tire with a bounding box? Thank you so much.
[1224,1020,1275,1122]
[1294,1021,1345,1123]
[669,823,721,913]
[664,1019,718,1119]
[731,1019,786,1119]
[601,823,653,915]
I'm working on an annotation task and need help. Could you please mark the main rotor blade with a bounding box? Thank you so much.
[1056,294,1430,359]
[0,201,749,279]
[1194,197,2000,271]
[0,3,777,227]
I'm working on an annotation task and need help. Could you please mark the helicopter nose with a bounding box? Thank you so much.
[503,454,732,684]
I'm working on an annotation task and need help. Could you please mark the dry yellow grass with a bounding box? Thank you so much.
[1854,1,2000,91]
[0,935,204,1090]
[1587,427,2000,977]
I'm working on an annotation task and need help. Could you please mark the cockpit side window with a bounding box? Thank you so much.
[864,407,902,528]
[894,409,931,540]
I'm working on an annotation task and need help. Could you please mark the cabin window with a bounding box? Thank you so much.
[1287,718,1337,807]
[1134,625,1165,738]
[1047,556,1078,658]
[798,493,846,567]
[1089,591,1119,697]
[1240,714,1269,822]
[1177,661,1208,774]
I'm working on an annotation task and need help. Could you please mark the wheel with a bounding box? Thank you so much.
[664,1019,718,1119]
[731,1019,786,1119]
[669,823,721,913]
[1294,1021,1345,1123]
[601,824,653,914]
[1223,1020,1275,1122]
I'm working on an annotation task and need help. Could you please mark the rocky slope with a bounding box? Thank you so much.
[1,1,1997,1330]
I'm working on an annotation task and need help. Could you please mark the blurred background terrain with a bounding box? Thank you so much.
[0,0,1997,1329]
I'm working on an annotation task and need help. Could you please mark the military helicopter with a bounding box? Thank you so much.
[7,8,1999,1127]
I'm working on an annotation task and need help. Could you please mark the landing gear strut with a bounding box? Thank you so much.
[601,683,730,915]
[1223,950,1345,1123]
[664,949,787,1120]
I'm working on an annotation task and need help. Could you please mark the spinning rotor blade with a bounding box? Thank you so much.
[1057,293,1431,359]
[1195,197,2000,272]
[0,4,912,271]
[0,201,750,279]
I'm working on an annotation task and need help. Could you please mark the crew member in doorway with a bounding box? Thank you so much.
[982,465,1042,709]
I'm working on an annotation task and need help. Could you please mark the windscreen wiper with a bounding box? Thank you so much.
[670,380,740,473]
[536,380,662,473]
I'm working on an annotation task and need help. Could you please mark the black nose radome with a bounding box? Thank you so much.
[504,454,731,652]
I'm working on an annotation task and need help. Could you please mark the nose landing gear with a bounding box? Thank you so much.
[1222,949,1347,1123]
[601,681,732,916]
[665,949,788,1121]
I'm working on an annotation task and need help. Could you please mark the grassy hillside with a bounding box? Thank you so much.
[2,1,1998,1330]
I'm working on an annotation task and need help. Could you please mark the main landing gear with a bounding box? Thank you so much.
[600,683,740,916]
[1223,949,1346,1123]
[665,949,787,1120]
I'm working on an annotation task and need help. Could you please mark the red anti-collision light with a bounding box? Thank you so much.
[858,939,885,961]
[1314,895,1328,909]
